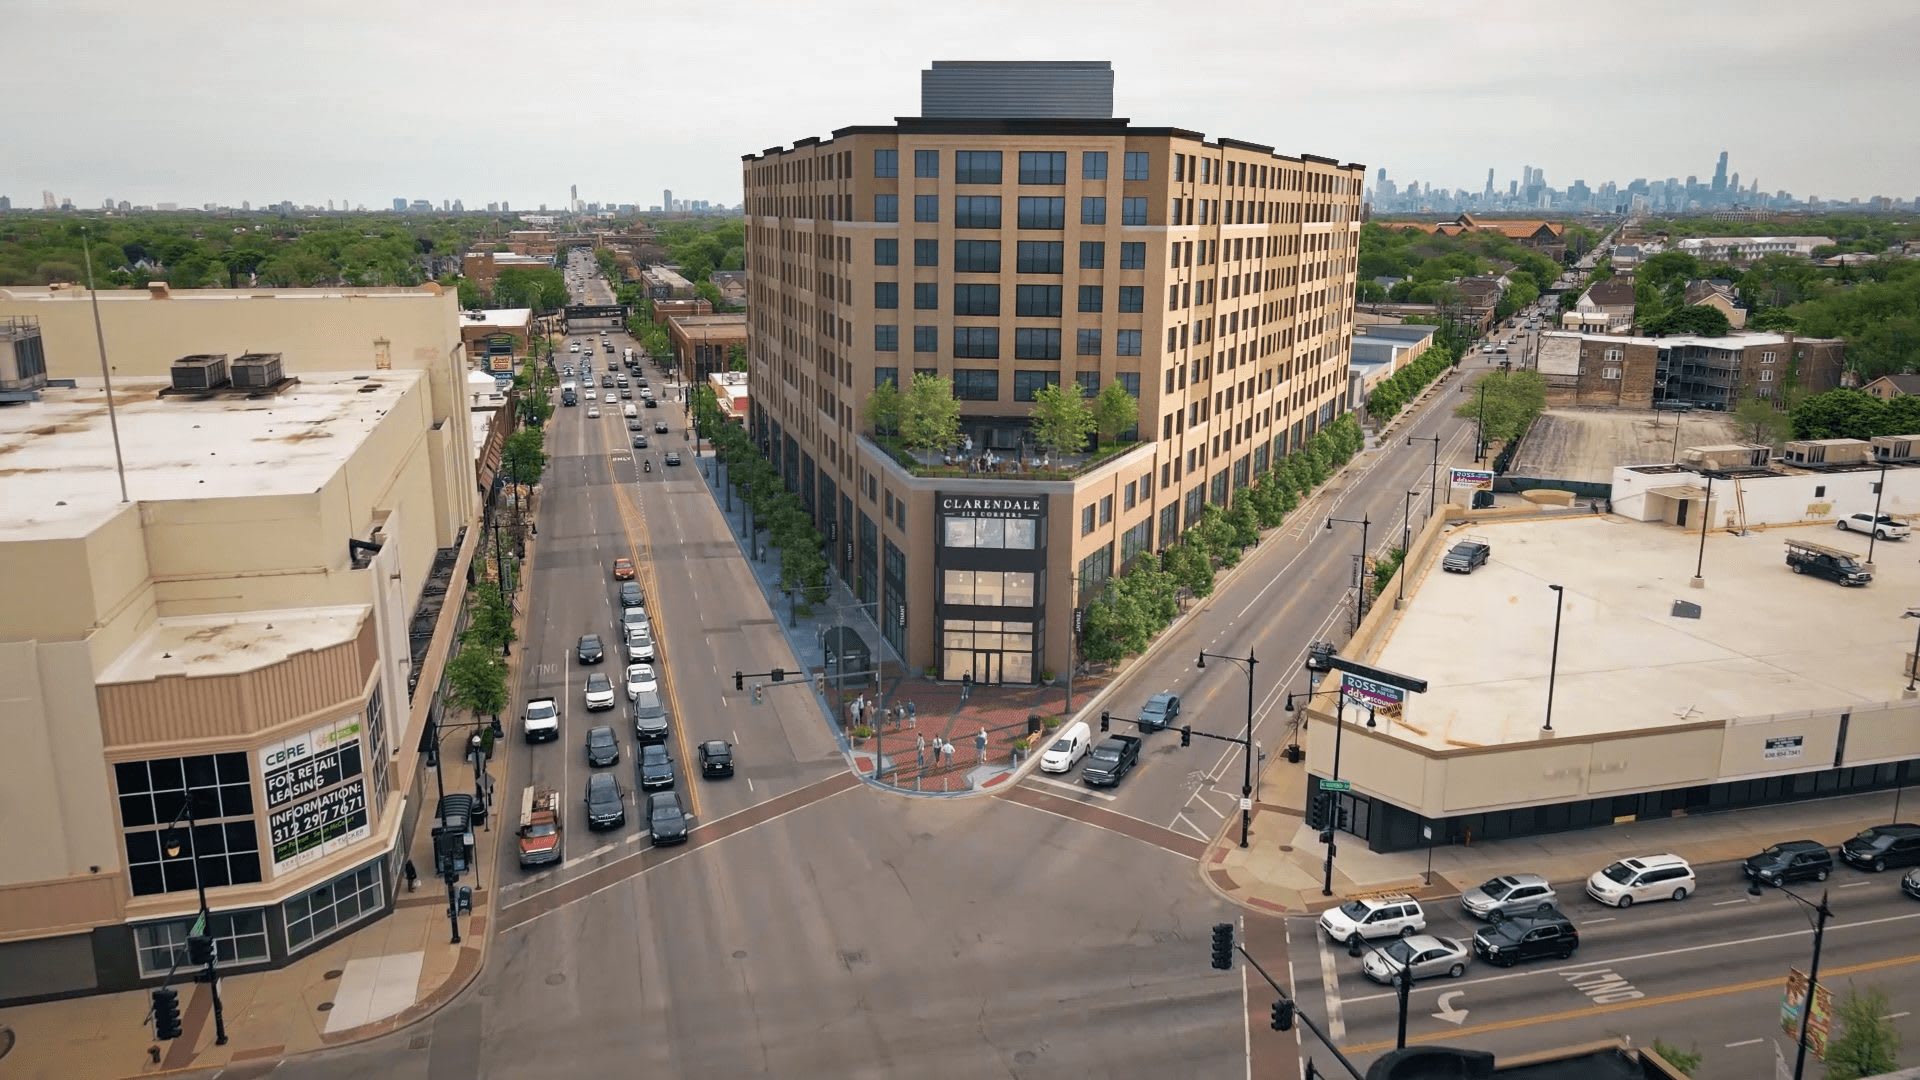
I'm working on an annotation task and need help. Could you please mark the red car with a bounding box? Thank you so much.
[612,558,635,581]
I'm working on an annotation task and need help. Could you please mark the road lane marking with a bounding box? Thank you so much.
[997,785,1205,860]
[1724,1038,1763,1048]
[1713,897,1750,906]
[1317,933,1346,1043]
[1030,775,1117,801]
[1339,950,1920,1055]
[1173,813,1209,839]
[1839,881,1874,888]
[1585,917,1615,925]
[1886,1011,1913,1021]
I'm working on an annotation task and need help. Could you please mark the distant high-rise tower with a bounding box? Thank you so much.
[570,184,578,211]
[1729,172,1739,196]
[1712,150,1728,194]
[42,190,57,210]
[1376,166,1386,184]
[664,188,673,213]
[0,195,11,211]
[1485,168,1495,198]
[393,197,407,212]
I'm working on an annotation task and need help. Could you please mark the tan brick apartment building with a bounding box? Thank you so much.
[1536,329,1846,409]
[741,61,1362,682]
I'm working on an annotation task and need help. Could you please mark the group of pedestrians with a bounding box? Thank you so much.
[848,693,915,730]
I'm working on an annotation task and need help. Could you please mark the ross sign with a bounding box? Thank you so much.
[1450,467,1495,491]
[1780,968,1833,1060]
[937,494,1045,520]
[1320,779,1352,792]
[1341,673,1406,722]
[1764,735,1805,761]
[260,715,370,875]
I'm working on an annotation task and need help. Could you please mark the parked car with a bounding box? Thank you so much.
[576,634,604,664]
[647,790,689,845]
[1138,692,1181,732]
[1743,840,1834,885]
[1362,934,1470,984]
[1903,867,1920,900]
[1081,734,1141,788]
[583,673,615,712]
[1585,854,1695,908]
[1785,539,1871,586]
[584,772,626,830]
[1840,824,1920,872]
[1443,540,1491,574]
[1838,513,1910,540]
[1320,894,1426,947]
[1460,873,1558,920]
[1472,906,1580,967]
[700,740,735,778]
[637,743,676,790]
[1039,721,1092,773]
[584,725,620,767]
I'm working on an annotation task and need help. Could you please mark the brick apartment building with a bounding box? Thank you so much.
[1536,330,1846,409]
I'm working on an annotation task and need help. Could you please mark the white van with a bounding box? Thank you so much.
[1039,721,1092,773]
[622,403,638,419]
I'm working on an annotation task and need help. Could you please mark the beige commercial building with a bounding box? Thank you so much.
[0,286,479,1003]
[742,61,1363,680]
[1301,512,1920,852]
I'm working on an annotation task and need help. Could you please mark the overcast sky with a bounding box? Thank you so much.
[5,0,1913,211]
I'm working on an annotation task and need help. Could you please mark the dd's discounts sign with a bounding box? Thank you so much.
[259,716,371,875]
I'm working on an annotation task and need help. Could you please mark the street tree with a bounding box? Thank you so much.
[864,377,903,436]
[1162,539,1216,598]
[1790,389,1887,440]
[1092,381,1141,443]
[1731,394,1793,447]
[1029,380,1096,458]
[900,372,960,455]
[462,581,516,652]
[1823,986,1901,1080]
[443,642,508,725]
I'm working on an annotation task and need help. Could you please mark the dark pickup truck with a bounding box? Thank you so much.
[1082,734,1142,788]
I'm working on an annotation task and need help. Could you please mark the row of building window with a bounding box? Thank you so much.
[882,366,1138,396]
[942,569,1038,607]
[131,859,388,977]
[878,281,1149,317]
[874,325,1143,359]
[872,194,1148,227]
[942,516,1039,550]
[873,238,1148,272]
[876,149,1151,183]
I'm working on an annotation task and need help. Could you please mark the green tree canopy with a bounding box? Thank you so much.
[1641,303,1732,337]
[1092,381,1140,442]
[864,377,903,435]
[1028,380,1095,457]
[900,372,961,453]
[1823,985,1901,1080]
[443,642,508,720]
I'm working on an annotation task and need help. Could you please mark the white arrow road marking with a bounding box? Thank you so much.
[1432,990,1469,1025]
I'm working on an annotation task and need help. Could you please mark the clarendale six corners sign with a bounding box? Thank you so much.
[259,715,371,876]
[938,494,1045,520]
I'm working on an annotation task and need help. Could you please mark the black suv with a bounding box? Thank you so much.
[1472,906,1578,967]
[1841,823,1920,872]
[1743,840,1833,886]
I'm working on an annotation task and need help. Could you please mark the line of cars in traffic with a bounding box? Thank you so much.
[1035,692,1184,787]
[1317,825,1920,985]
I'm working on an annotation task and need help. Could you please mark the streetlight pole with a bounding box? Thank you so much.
[1325,514,1372,620]
[1748,882,1831,1080]
[162,804,229,1046]
[1545,584,1564,732]
[1692,475,1714,588]
[1320,693,1350,897]
[1408,434,1442,518]
[1904,609,1920,695]
[1397,490,1417,607]
[1865,463,1888,570]
[1198,649,1259,848]
[1346,937,1415,1049]
[1474,383,1488,464]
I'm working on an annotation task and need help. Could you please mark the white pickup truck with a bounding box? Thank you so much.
[523,697,560,743]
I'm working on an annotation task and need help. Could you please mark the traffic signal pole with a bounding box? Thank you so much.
[1211,923,1364,1080]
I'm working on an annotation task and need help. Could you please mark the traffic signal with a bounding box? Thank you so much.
[770,667,785,683]
[1100,710,1110,732]
[1180,725,1192,747]
[186,933,213,966]
[1209,922,1234,970]
[1270,997,1295,1032]
[752,683,764,706]
[152,987,182,1040]
[734,670,745,691]
[814,673,826,693]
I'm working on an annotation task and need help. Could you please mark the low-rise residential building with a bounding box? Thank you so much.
[639,266,695,300]
[650,297,714,325]
[1682,280,1747,329]
[706,370,750,426]
[1536,329,1846,409]
[1673,235,1835,262]
[708,271,748,308]
[1451,276,1504,333]
[1562,277,1637,334]
[461,250,551,293]
[669,313,748,384]
[1862,374,1920,401]
[1386,213,1565,256]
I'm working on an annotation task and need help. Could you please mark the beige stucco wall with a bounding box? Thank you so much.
[0,639,120,891]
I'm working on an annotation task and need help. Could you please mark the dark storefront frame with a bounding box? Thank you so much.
[934,492,1047,685]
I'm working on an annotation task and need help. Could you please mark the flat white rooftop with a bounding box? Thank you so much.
[0,285,448,304]
[462,307,532,328]
[0,370,419,542]
[1375,517,1919,750]
[100,606,369,682]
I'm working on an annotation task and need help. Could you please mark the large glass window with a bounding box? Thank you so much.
[1082,151,1109,179]
[914,282,939,310]
[914,239,939,267]
[1118,286,1144,313]
[1116,329,1143,356]
[1013,369,1059,401]
[116,753,262,897]
[1080,241,1106,269]
[874,282,899,309]
[1015,284,1062,318]
[874,149,898,178]
[1076,328,1102,356]
[1078,544,1115,600]
[135,910,269,976]
[1115,371,1141,396]
[1121,197,1148,225]
[952,368,1000,400]
[953,327,1000,359]
[1015,328,1062,360]
[943,570,1039,606]
[955,196,1002,229]
[955,150,1003,184]
[1124,151,1151,181]
[1121,520,1153,563]
[913,327,938,353]
[943,516,1038,549]
[1078,285,1103,313]
[875,366,899,389]
[954,239,1001,273]
[873,194,898,222]
[954,284,1000,317]
[914,194,940,223]
[1018,151,1067,185]
[874,238,898,266]
[1017,196,1066,230]
[1081,197,1107,225]
[875,325,899,351]
[915,149,940,178]
[285,861,385,954]
[1120,242,1146,269]
[1016,241,1064,274]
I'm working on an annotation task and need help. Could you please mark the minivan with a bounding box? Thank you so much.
[1840,823,1920,872]
[1039,721,1092,773]
[1585,854,1695,908]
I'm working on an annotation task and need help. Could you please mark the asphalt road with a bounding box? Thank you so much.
[1285,856,1920,1079]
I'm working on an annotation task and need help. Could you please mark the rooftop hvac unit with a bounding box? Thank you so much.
[1782,438,1873,467]
[169,354,229,391]
[1871,435,1920,464]
[229,352,284,389]
[1681,444,1770,471]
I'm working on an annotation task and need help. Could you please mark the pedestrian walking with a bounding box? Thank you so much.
[976,725,989,762]
[403,858,419,892]
[941,740,956,766]
[907,700,917,727]
[916,733,926,767]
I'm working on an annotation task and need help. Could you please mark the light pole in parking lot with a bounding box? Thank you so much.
[1864,463,1889,571]
[1544,584,1564,732]
[1196,648,1258,848]
[1749,882,1831,1080]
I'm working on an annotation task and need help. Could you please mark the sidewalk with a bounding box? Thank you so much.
[0,530,543,1080]
[1202,749,1907,915]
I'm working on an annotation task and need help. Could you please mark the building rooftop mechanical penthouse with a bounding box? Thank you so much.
[741,60,1364,682]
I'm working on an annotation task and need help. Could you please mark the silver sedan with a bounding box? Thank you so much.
[1361,935,1470,984]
